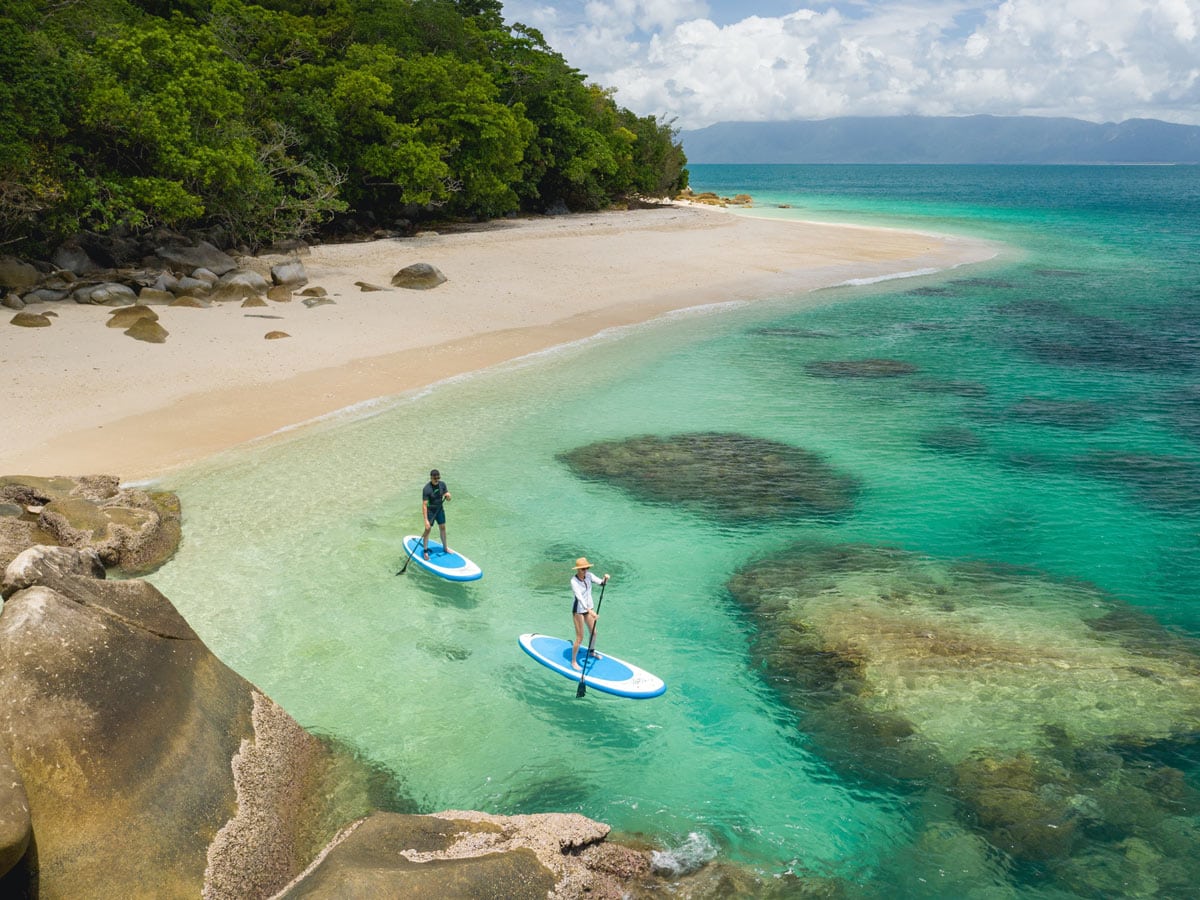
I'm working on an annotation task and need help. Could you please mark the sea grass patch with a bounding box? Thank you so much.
[725,541,1200,890]
[558,432,858,522]
[804,358,919,378]
[1074,451,1200,511]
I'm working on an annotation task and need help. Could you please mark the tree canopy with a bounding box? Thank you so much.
[0,0,688,254]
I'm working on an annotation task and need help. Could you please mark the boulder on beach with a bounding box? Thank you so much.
[391,263,447,290]
[125,318,169,343]
[0,257,41,291]
[155,241,237,276]
[559,432,859,522]
[72,282,138,306]
[9,312,50,328]
[106,305,158,329]
[169,294,211,308]
[271,259,308,286]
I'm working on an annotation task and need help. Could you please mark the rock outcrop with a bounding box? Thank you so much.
[0,475,181,576]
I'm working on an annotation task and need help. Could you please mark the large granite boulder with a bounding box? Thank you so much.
[559,432,859,522]
[0,475,181,574]
[0,744,31,889]
[0,257,40,291]
[0,569,386,899]
[155,241,237,276]
[391,263,446,290]
[1,545,105,599]
[8,312,50,328]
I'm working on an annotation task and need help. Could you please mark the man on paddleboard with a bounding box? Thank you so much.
[421,469,452,560]
[571,557,609,670]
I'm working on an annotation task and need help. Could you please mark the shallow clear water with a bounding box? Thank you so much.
[150,165,1200,895]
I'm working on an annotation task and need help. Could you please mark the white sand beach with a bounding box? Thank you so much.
[1,204,995,481]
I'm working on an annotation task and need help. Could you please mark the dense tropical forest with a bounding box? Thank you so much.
[0,0,689,255]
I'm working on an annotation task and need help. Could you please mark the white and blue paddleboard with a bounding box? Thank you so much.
[401,536,482,582]
[518,633,666,699]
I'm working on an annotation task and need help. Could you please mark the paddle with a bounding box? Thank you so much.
[395,526,428,575]
[576,580,606,698]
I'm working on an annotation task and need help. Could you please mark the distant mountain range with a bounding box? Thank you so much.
[679,115,1200,164]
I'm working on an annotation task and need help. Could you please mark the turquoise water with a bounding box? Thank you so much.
[149,165,1200,895]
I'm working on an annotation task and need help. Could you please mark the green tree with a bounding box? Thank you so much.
[393,54,532,216]
[0,4,75,246]
[74,18,258,227]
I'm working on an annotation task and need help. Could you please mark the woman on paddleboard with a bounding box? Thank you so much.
[571,557,609,670]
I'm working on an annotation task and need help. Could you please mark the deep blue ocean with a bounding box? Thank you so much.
[150,164,1200,897]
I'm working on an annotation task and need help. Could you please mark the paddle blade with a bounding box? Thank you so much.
[576,678,587,698]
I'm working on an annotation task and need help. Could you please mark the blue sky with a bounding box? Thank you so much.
[499,2,1200,129]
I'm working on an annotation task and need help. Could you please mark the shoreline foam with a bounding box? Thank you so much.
[1,204,997,481]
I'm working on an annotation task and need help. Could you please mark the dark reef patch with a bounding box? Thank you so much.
[918,427,986,454]
[1074,451,1200,511]
[558,432,859,522]
[1005,397,1115,430]
[724,541,1200,895]
[804,358,920,379]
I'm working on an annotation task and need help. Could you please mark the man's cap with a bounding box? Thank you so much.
[430,469,440,477]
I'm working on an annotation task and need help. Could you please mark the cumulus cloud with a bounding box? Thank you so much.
[501,1,1200,127]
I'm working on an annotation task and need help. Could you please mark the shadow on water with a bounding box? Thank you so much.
[400,573,485,609]
[505,662,660,753]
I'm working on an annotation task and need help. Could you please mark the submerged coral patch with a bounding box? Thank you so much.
[558,432,859,522]
[918,426,986,454]
[725,542,1200,890]
[1075,451,1200,511]
[1005,397,1115,430]
[804,358,920,378]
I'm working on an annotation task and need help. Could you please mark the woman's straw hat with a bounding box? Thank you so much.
[573,557,592,570]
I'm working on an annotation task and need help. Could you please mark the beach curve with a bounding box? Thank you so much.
[1,204,997,481]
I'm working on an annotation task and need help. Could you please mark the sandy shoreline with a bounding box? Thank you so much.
[1,204,996,481]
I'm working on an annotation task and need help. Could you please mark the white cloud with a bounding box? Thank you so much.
[500,1,1200,128]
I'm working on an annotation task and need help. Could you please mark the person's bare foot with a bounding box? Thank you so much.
[571,662,582,671]
[423,550,430,560]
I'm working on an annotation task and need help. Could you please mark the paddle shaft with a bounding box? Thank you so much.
[576,581,606,697]
[396,534,422,575]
